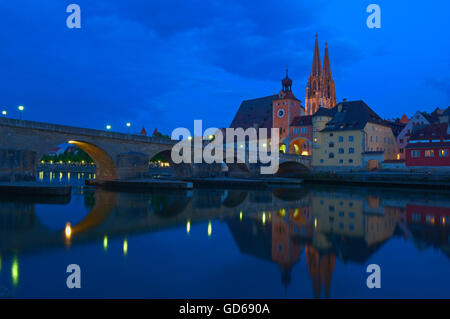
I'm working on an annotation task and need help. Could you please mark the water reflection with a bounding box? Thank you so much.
[0,183,449,298]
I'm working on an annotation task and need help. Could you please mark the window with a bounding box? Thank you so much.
[370,136,373,142]
[399,138,404,144]
[349,136,354,142]
[338,136,344,142]
[440,149,449,157]
[320,159,324,163]
[349,148,355,154]
[400,148,404,153]
[339,159,343,164]
[425,150,434,157]
[411,150,420,158]
[339,148,344,154]
[301,127,308,134]
[329,153,334,158]
[329,142,334,148]
[349,159,353,163]
[330,133,334,137]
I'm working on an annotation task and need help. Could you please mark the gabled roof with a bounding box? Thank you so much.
[321,100,386,132]
[230,95,278,132]
[408,123,450,141]
[291,115,312,126]
[312,106,336,117]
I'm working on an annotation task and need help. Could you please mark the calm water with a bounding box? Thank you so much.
[0,171,449,299]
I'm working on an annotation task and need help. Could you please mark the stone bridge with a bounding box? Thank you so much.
[0,117,177,181]
[0,117,311,181]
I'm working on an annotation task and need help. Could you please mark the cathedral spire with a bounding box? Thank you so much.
[311,33,322,76]
[322,42,331,78]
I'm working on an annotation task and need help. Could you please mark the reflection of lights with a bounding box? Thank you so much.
[59,172,63,180]
[186,220,191,234]
[279,208,286,217]
[293,208,300,217]
[39,171,44,181]
[123,238,128,256]
[103,236,108,251]
[11,256,19,287]
[67,172,71,181]
[442,217,446,226]
[239,211,243,221]
[314,218,318,229]
[65,223,72,239]
[262,212,266,225]
[207,221,212,237]
[301,151,309,156]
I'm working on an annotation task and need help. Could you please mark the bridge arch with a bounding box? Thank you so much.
[276,160,310,177]
[67,140,118,180]
[289,137,312,156]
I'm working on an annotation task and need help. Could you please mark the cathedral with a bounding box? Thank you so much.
[230,34,336,155]
[305,34,336,115]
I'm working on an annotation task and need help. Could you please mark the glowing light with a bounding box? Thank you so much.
[65,222,72,239]
[68,140,76,144]
[186,220,191,234]
[207,221,212,237]
[262,212,266,225]
[39,171,43,181]
[18,105,24,111]
[301,151,309,156]
[11,256,19,287]
[126,122,131,127]
[209,135,214,140]
[239,211,243,221]
[442,217,446,225]
[123,238,128,256]
[240,144,244,148]
[188,136,192,140]
[106,125,111,130]
[59,160,63,164]
[397,154,400,160]
[279,208,286,217]
[262,143,267,148]
[103,236,108,251]
[314,218,318,229]
[81,160,85,164]
[1,110,6,116]
[67,172,71,181]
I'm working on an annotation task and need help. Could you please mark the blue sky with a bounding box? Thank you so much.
[0,0,448,134]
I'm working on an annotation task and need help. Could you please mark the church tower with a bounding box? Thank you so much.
[305,34,336,115]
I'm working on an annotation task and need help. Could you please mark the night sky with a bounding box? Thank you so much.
[0,0,448,135]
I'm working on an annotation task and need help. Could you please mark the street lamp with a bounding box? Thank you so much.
[1,110,6,116]
[126,122,131,134]
[18,105,24,120]
[106,124,111,131]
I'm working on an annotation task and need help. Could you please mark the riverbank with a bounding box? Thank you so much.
[0,182,72,196]
[300,170,450,189]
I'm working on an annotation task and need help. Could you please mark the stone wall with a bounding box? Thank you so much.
[0,149,37,182]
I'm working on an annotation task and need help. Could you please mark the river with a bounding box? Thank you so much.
[0,171,449,298]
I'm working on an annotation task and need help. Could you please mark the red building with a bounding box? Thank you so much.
[405,123,450,167]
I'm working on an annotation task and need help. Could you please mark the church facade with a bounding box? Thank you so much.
[305,34,336,116]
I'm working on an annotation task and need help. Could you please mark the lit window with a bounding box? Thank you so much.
[411,150,420,158]
[425,150,434,157]
[349,148,355,154]
[439,149,449,157]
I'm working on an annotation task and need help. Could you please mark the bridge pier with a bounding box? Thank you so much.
[0,149,37,182]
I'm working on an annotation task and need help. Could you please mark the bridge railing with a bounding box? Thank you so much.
[0,117,176,145]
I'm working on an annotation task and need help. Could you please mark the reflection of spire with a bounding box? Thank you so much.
[305,245,336,299]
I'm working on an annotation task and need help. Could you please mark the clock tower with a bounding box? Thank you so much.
[272,68,305,151]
